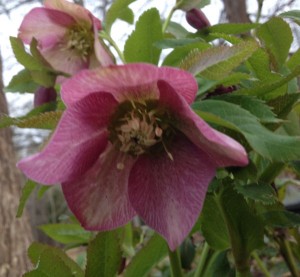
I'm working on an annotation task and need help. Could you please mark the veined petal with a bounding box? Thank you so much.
[128,136,215,250]
[17,92,118,184]
[62,145,136,230]
[44,0,93,25]
[42,43,88,76]
[158,80,248,167]
[61,64,197,106]
[18,8,74,49]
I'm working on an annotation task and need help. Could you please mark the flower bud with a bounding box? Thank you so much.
[34,87,57,107]
[186,9,210,30]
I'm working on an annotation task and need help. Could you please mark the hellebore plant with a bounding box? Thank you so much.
[18,63,248,250]
[18,0,113,77]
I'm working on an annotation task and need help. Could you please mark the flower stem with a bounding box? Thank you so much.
[99,31,126,63]
[162,0,184,33]
[194,242,210,277]
[168,246,183,277]
[251,251,271,277]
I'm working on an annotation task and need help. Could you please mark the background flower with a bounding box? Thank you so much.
[17,63,248,250]
[18,0,113,78]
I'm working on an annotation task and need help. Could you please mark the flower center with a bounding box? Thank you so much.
[66,25,94,59]
[108,100,175,158]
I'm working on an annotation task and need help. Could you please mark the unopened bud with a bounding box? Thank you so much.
[34,87,57,107]
[186,9,210,30]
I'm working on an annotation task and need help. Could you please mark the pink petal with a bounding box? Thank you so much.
[61,64,197,106]
[62,145,136,230]
[128,136,216,250]
[17,92,118,184]
[157,80,248,167]
[44,0,93,25]
[18,8,74,48]
[42,43,88,76]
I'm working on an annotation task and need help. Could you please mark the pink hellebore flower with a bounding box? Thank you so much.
[18,0,113,77]
[17,63,248,250]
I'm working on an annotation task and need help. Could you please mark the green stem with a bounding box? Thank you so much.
[168,246,183,277]
[162,0,184,33]
[278,237,300,277]
[259,162,285,184]
[99,31,125,63]
[194,242,210,277]
[251,251,271,277]
[236,269,252,277]
[255,0,264,23]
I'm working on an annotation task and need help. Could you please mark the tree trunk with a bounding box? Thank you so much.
[0,53,33,276]
[222,0,251,23]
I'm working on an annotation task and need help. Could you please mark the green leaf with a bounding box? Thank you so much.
[27,242,84,277]
[105,0,137,34]
[85,230,122,277]
[162,42,211,67]
[154,38,204,49]
[30,70,56,88]
[166,21,189,39]
[180,40,258,79]
[287,48,300,71]
[256,17,293,68]
[238,65,300,99]
[220,186,264,262]
[193,100,300,161]
[124,8,163,64]
[10,37,43,70]
[262,210,300,228]
[39,223,92,244]
[235,183,277,205]
[215,95,279,123]
[124,233,168,277]
[200,194,230,251]
[4,69,39,93]
[0,110,62,130]
[279,10,300,25]
[16,180,37,218]
[207,23,260,35]
[177,0,210,11]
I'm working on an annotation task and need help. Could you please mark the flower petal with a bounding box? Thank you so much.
[44,0,93,25]
[158,80,248,167]
[62,145,136,230]
[61,64,197,106]
[17,92,118,184]
[18,8,74,48]
[128,135,216,250]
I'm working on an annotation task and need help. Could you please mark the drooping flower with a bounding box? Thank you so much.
[17,63,248,250]
[18,0,113,77]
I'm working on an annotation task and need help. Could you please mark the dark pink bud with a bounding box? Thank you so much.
[186,9,210,30]
[34,86,57,107]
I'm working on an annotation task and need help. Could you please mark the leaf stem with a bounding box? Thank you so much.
[168,246,183,277]
[251,251,271,277]
[99,31,125,63]
[194,242,210,277]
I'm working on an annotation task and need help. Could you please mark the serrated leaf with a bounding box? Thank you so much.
[215,95,279,123]
[235,183,277,205]
[193,100,300,161]
[16,180,37,218]
[279,10,300,25]
[105,0,137,34]
[39,224,91,245]
[239,65,300,99]
[85,230,122,277]
[4,69,39,93]
[287,48,300,71]
[0,110,62,130]
[256,17,293,68]
[10,37,43,70]
[162,42,211,67]
[124,233,168,277]
[262,210,300,228]
[154,38,204,49]
[200,194,230,250]
[27,242,84,277]
[180,40,258,79]
[124,8,163,64]
[207,23,260,35]
[177,0,210,11]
